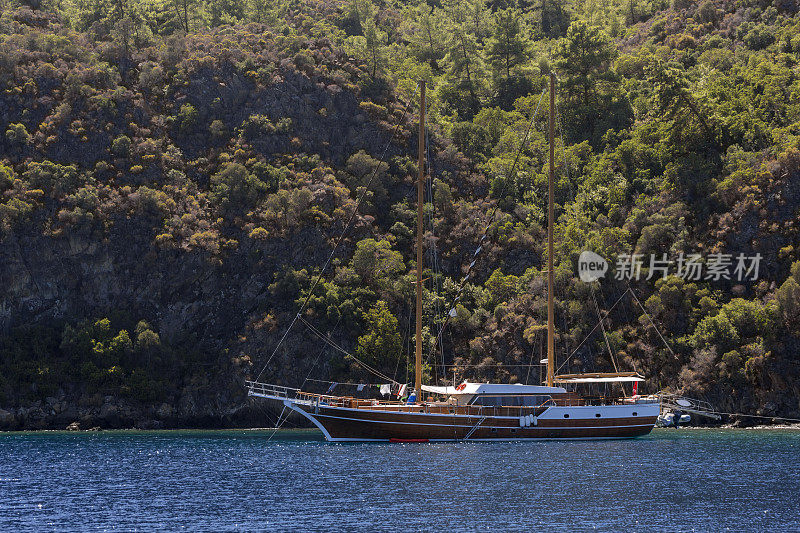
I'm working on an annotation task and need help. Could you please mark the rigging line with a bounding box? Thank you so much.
[405,335,409,387]
[254,83,421,382]
[590,282,619,373]
[556,286,631,373]
[447,328,456,384]
[562,302,570,373]
[298,316,352,358]
[525,331,540,385]
[423,107,447,386]
[555,87,573,191]
[710,412,800,423]
[444,363,554,368]
[540,333,545,384]
[434,87,549,349]
[265,404,288,442]
[298,313,344,392]
[305,378,384,387]
[344,354,398,385]
[297,317,396,383]
[425,145,442,375]
[552,80,579,379]
[395,303,412,384]
[252,396,281,426]
[627,283,678,359]
[599,281,641,376]
[395,314,406,385]
[618,282,641,374]
[507,86,548,188]
[299,316,399,384]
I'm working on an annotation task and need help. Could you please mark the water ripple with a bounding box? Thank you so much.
[0,428,798,531]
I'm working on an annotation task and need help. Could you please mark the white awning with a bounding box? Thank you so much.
[422,382,566,395]
[554,372,645,383]
[554,376,644,383]
[421,385,459,395]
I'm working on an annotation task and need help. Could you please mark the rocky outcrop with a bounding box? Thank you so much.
[0,387,286,431]
[0,408,15,427]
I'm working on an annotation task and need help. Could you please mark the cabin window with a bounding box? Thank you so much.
[469,395,552,407]
[595,413,601,418]
[469,396,502,407]
[563,414,570,418]
[632,412,638,416]
[524,395,552,407]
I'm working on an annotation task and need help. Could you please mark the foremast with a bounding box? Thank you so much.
[415,81,426,399]
[546,73,556,387]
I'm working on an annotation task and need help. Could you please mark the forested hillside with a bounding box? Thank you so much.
[1,0,799,429]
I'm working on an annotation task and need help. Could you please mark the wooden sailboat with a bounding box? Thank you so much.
[247,76,660,441]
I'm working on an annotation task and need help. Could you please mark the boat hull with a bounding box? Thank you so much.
[285,401,659,442]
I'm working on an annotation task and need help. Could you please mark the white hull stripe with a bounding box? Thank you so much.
[326,436,644,442]
[313,412,654,430]
[283,400,334,441]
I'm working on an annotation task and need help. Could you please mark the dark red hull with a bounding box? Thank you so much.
[289,402,658,441]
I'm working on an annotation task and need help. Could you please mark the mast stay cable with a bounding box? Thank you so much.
[555,287,631,374]
[627,283,679,359]
[254,83,421,382]
[590,283,619,373]
[297,316,398,383]
[421,99,451,385]
[432,87,549,373]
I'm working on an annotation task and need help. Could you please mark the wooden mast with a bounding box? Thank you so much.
[415,80,426,400]
[546,73,556,387]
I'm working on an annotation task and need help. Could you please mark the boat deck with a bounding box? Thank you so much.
[245,381,660,441]
[245,380,658,418]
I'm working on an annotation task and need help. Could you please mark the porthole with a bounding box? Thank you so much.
[491,427,498,433]
[595,413,601,418]
[632,412,638,416]
[563,414,569,419]
[511,428,517,433]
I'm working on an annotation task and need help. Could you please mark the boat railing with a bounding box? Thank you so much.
[659,393,720,420]
[247,381,661,413]
[579,395,660,406]
[245,381,300,400]
[295,391,388,408]
[246,381,409,408]
[537,398,557,409]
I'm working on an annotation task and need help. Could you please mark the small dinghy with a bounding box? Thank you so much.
[657,410,691,427]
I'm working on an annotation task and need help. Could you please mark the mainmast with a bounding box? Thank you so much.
[415,81,426,400]
[546,73,556,387]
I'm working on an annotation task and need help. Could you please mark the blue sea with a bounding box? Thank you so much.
[1,428,799,531]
